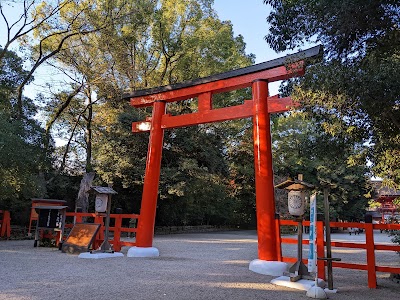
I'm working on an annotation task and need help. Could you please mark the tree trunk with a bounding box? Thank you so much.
[76,172,96,213]
[85,87,93,172]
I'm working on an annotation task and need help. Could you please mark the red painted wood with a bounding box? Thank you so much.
[113,215,122,251]
[130,62,304,107]
[275,218,283,261]
[277,219,400,288]
[330,241,366,249]
[129,59,306,257]
[132,97,295,132]
[365,222,377,288]
[376,266,400,273]
[268,96,299,113]
[162,100,253,129]
[93,215,104,249]
[282,257,308,264]
[64,212,140,249]
[281,238,297,245]
[198,92,212,112]
[76,215,83,222]
[375,244,400,251]
[252,80,278,261]
[0,210,11,238]
[331,262,368,271]
[281,237,311,245]
[136,101,166,247]
[316,220,326,280]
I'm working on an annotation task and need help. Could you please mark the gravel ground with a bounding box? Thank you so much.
[0,230,399,300]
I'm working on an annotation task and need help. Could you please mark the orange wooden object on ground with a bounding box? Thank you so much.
[364,222,377,288]
[316,220,326,280]
[93,214,105,250]
[112,215,123,252]
[64,212,139,251]
[0,210,11,238]
[275,217,283,261]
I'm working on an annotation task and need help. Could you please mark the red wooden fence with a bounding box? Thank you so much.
[64,212,140,252]
[36,211,400,289]
[277,219,400,288]
[0,210,11,238]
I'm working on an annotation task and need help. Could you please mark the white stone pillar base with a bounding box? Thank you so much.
[127,246,159,257]
[78,252,124,259]
[249,259,288,276]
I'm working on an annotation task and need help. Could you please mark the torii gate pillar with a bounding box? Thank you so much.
[127,100,166,258]
[252,80,278,260]
[249,80,287,275]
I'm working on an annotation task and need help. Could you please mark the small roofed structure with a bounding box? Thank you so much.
[369,181,400,223]
[275,175,315,191]
[90,186,118,195]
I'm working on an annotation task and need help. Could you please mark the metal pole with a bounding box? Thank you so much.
[324,187,334,290]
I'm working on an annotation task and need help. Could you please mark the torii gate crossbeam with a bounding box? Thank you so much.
[123,46,322,274]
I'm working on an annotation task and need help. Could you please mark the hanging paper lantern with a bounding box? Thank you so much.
[95,194,108,213]
[288,190,305,216]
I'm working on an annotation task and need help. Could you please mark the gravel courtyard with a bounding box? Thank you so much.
[0,230,399,300]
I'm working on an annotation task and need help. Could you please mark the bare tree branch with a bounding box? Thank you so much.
[15,25,107,118]
[45,82,84,135]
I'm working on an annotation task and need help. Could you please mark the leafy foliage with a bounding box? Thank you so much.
[36,0,256,225]
[265,0,400,189]
[2,0,391,228]
[271,112,369,220]
[0,48,49,221]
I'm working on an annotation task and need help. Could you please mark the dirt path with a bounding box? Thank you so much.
[0,230,399,300]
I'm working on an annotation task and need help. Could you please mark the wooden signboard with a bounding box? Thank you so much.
[62,223,100,254]
[29,199,67,235]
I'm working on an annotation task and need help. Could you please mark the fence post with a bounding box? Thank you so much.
[316,220,326,280]
[275,215,282,261]
[0,210,11,238]
[113,214,122,252]
[364,222,377,288]
[75,213,83,223]
[94,215,104,250]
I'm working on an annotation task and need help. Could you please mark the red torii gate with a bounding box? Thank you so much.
[124,46,321,274]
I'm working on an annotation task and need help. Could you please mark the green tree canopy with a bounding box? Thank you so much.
[34,0,256,224]
[265,0,400,188]
[0,48,49,220]
[271,112,369,220]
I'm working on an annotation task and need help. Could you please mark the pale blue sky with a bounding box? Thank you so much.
[213,0,287,94]
[213,0,278,63]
